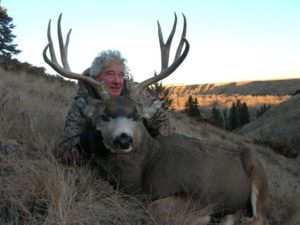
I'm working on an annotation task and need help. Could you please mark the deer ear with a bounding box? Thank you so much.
[75,96,102,122]
[141,99,163,119]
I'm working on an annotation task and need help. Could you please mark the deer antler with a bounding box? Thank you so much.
[43,13,189,102]
[130,13,189,101]
[42,13,109,101]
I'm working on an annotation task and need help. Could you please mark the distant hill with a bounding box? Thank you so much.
[165,79,300,157]
[165,79,300,156]
[167,79,300,96]
[164,79,300,112]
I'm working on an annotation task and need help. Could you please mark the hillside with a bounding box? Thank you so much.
[165,78,300,156]
[0,57,299,225]
[235,94,300,156]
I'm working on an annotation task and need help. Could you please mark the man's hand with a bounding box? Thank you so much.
[79,129,109,157]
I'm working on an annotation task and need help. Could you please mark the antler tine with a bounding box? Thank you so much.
[175,13,187,60]
[130,13,189,101]
[46,19,58,65]
[57,13,71,71]
[42,14,110,101]
[158,12,177,71]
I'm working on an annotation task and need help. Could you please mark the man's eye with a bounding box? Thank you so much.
[101,115,110,121]
[106,72,115,76]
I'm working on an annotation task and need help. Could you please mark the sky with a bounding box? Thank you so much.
[2,0,300,84]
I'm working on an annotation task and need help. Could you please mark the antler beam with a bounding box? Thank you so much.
[42,13,110,101]
[43,13,189,102]
[130,13,189,100]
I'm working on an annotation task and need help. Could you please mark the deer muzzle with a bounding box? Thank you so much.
[113,133,133,151]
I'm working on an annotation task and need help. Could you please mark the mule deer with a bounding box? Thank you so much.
[43,13,269,225]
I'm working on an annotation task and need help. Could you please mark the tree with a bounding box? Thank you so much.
[222,108,229,129]
[147,72,174,110]
[228,99,250,130]
[185,95,201,118]
[239,102,250,125]
[0,6,21,58]
[228,102,238,130]
[210,105,223,127]
[256,104,271,118]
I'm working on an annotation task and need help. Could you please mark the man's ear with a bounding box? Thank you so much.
[141,99,163,119]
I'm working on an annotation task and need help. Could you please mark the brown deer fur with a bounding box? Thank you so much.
[77,96,269,225]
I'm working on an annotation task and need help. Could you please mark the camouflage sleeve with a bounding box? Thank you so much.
[56,80,101,165]
[56,99,92,165]
[56,102,87,165]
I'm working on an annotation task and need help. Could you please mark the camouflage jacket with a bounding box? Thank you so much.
[56,79,170,165]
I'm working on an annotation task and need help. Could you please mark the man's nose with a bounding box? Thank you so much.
[112,75,122,83]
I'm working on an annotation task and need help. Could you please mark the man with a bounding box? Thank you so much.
[56,49,170,165]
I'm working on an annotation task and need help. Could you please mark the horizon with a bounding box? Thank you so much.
[2,0,300,84]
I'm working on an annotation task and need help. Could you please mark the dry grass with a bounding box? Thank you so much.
[0,68,210,225]
[0,68,151,225]
[0,63,299,224]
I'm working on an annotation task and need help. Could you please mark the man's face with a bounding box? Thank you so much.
[95,62,125,96]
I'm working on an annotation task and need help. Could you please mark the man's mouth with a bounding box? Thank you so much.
[109,86,121,89]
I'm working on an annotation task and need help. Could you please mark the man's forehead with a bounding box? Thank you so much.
[103,63,124,70]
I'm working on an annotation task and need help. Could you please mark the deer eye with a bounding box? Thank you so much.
[128,112,139,121]
[132,114,139,121]
[101,114,110,121]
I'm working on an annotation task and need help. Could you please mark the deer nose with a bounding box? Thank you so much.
[114,133,133,149]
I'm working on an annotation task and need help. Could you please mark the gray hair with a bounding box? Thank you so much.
[89,49,128,77]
